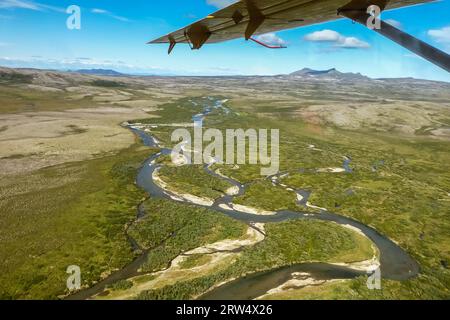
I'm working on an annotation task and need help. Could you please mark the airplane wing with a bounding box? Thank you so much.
[149,0,449,72]
[149,0,430,46]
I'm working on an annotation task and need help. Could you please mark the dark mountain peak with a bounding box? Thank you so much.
[290,67,341,76]
[288,67,368,81]
[74,69,124,76]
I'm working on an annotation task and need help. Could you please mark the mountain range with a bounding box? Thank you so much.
[74,69,125,76]
[288,68,369,81]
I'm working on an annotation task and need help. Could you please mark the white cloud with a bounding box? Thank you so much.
[0,0,39,10]
[304,29,341,42]
[0,56,140,71]
[336,37,370,49]
[91,8,107,14]
[206,0,237,9]
[0,0,64,13]
[428,26,450,43]
[254,33,287,46]
[91,8,130,22]
[385,19,402,29]
[0,55,218,76]
[304,29,370,49]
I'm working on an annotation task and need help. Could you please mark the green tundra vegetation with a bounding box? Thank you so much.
[0,84,96,113]
[136,219,374,300]
[233,180,298,212]
[128,199,248,273]
[0,78,139,114]
[128,96,234,149]
[129,97,205,125]
[89,80,126,88]
[179,254,213,270]
[158,164,233,200]
[0,71,34,84]
[0,144,153,299]
[106,279,134,291]
[0,73,169,114]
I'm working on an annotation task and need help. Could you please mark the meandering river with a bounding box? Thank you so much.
[67,97,419,300]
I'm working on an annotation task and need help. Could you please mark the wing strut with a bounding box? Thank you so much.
[339,10,450,73]
[168,36,176,55]
[249,37,287,49]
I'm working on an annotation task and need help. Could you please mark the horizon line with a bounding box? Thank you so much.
[2,65,449,83]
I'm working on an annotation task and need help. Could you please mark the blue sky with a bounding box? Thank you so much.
[0,0,449,81]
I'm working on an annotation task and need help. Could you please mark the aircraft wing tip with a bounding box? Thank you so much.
[148,35,170,44]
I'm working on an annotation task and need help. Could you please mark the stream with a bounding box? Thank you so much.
[67,97,419,300]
